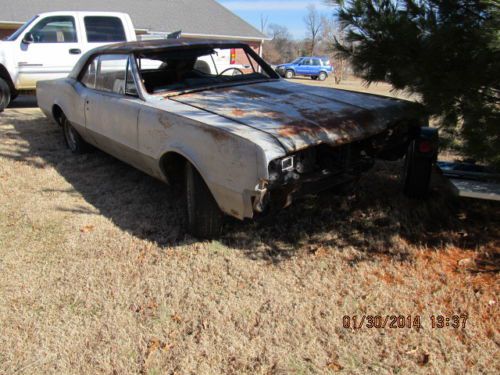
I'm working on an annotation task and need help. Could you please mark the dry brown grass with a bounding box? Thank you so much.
[0,95,499,375]
[288,76,417,101]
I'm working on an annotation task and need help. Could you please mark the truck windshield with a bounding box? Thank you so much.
[5,15,39,41]
[136,45,279,95]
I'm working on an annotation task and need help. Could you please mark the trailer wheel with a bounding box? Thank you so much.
[185,162,223,239]
[0,77,11,112]
[401,140,433,198]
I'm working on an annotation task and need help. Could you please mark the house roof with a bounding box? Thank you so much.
[0,0,267,41]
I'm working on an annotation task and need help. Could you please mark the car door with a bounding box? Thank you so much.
[296,58,311,76]
[80,54,144,168]
[16,15,83,89]
[311,58,322,75]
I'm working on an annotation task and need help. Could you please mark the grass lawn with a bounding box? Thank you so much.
[0,90,498,374]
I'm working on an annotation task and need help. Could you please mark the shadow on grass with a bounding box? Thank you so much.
[1,109,499,264]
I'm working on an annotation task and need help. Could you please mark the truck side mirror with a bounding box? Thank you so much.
[22,32,34,44]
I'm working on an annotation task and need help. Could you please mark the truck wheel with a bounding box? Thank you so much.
[185,162,223,239]
[318,72,327,81]
[0,77,11,112]
[285,70,294,79]
[401,140,433,198]
[62,114,88,154]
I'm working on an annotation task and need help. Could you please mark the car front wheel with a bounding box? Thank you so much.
[62,115,88,154]
[318,72,327,81]
[0,77,11,112]
[285,70,294,79]
[401,140,433,198]
[185,162,223,239]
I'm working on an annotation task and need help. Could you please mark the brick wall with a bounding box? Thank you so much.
[0,28,16,40]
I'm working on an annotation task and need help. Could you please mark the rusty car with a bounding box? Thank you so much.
[36,39,438,238]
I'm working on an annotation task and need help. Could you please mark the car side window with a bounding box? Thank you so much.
[125,59,138,96]
[95,54,128,94]
[303,59,312,66]
[30,16,77,43]
[312,59,321,66]
[81,57,98,89]
[83,54,138,96]
[84,17,126,43]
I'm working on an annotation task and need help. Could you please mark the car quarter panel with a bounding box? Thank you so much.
[137,99,286,219]
[37,78,87,135]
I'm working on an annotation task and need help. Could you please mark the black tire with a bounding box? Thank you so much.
[62,114,88,154]
[311,76,318,80]
[401,141,433,198]
[285,70,294,79]
[185,162,223,239]
[0,77,11,112]
[318,72,327,81]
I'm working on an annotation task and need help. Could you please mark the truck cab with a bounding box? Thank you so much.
[0,11,136,111]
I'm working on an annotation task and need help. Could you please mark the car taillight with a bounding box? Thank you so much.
[418,140,433,153]
[230,48,236,64]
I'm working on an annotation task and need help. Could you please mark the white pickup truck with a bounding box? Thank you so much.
[0,11,136,111]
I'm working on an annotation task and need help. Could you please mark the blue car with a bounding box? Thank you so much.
[276,56,333,81]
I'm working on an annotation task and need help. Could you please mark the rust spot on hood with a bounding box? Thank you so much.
[277,108,378,143]
[254,85,292,95]
[232,109,245,117]
[228,89,266,99]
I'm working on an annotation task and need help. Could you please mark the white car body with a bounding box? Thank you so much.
[37,40,433,236]
[0,11,136,91]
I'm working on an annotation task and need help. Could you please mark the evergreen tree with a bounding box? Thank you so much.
[330,0,499,167]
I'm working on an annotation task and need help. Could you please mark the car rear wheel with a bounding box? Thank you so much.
[401,140,433,198]
[62,114,88,154]
[185,162,223,239]
[318,72,327,81]
[0,77,11,112]
[285,70,294,79]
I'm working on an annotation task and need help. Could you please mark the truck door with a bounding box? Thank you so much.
[80,16,129,51]
[16,15,83,89]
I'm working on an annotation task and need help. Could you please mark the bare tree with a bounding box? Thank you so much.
[260,14,269,34]
[264,24,297,64]
[303,4,323,55]
[321,15,349,84]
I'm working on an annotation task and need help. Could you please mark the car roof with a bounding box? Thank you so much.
[69,38,249,78]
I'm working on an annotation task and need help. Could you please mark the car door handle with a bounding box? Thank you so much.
[69,48,81,55]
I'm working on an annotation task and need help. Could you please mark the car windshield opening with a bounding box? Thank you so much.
[136,46,276,95]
